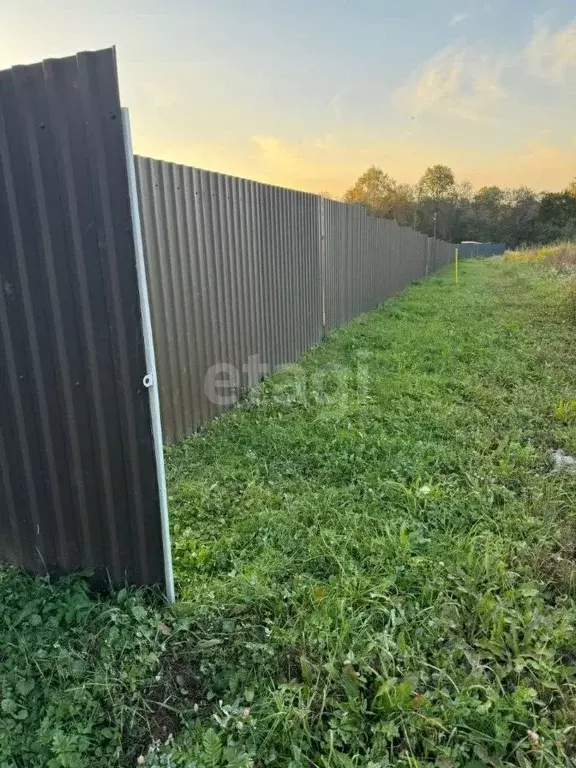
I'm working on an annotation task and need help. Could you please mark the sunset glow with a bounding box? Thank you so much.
[3,0,576,195]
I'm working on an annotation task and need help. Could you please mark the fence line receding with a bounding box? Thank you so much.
[458,242,506,258]
[135,157,323,443]
[135,158,456,441]
[0,43,459,589]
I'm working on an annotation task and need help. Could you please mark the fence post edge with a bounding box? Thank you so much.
[121,108,175,604]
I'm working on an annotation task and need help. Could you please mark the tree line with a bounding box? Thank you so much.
[342,165,576,247]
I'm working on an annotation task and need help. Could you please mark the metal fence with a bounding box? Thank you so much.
[323,201,430,331]
[135,160,456,441]
[429,236,457,272]
[0,42,458,600]
[0,43,455,590]
[458,242,506,258]
[135,158,323,442]
[0,48,169,589]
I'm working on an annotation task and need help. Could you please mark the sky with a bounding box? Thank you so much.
[2,0,576,196]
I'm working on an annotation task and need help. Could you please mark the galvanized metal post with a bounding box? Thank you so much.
[320,196,327,336]
[121,109,175,604]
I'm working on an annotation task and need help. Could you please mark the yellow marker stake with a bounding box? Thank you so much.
[454,247,459,284]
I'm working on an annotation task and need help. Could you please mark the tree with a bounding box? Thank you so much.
[344,166,415,224]
[501,187,540,247]
[450,181,475,243]
[537,192,576,242]
[469,186,506,242]
[342,163,575,248]
[418,165,456,202]
[539,192,576,224]
[389,182,416,227]
[457,180,474,203]
[415,165,457,240]
[343,166,397,213]
[474,186,505,214]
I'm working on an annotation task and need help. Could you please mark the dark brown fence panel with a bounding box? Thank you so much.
[135,160,455,440]
[135,157,323,442]
[0,48,165,586]
[323,202,444,334]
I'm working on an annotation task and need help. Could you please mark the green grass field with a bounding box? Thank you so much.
[2,257,576,768]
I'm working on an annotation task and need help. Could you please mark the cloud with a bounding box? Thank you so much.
[314,135,337,151]
[247,133,479,194]
[517,138,576,175]
[449,13,469,26]
[251,135,301,167]
[525,19,576,83]
[467,137,576,191]
[396,46,465,113]
[140,129,576,198]
[249,134,358,192]
[328,93,343,121]
[395,46,506,122]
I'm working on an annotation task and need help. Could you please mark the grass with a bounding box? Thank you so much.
[2,256,576,767]
[504,242,576,270]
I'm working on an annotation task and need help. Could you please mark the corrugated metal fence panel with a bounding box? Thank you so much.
[0,49,164,585]
[325,199,357,331]
[458,242,506,258]
[444,240,456,267]
[135,157,322,442]
[324,204,434,333]
[135,166,456,439]
[429,239,454,271]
